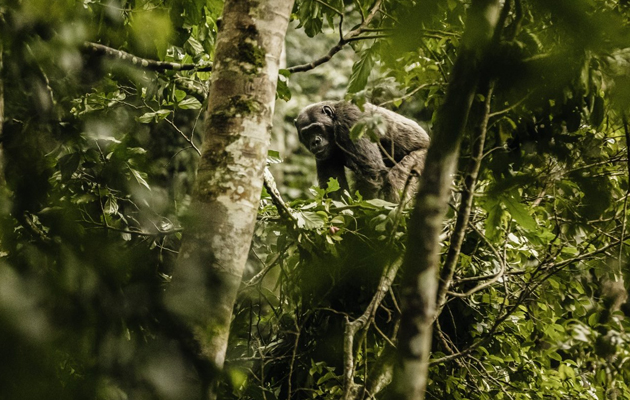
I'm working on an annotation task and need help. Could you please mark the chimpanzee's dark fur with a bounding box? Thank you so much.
[295,101,430,202]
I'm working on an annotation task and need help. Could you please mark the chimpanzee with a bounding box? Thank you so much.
[295,101,430,202]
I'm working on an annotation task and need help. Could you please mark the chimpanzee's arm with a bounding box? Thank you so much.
[383,148,427,201]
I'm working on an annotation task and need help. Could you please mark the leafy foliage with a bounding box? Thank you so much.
[1,0,630,399]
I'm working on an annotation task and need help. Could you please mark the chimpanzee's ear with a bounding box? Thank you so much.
[322,105,335,118]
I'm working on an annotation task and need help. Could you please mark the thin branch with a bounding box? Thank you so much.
[488,92,531,118]
[287,318,301,400]
[619,114,630,265]
[378,83,439,107]
[345,34,390,42]
[85,42,213,72]
[354,0,366,20]
[444,218,507,299]
[342,256,402,400]
[163,117,202,155]
[313,0,343,16]
[431,238,623,366]
[287,0,384,73]
[435,79,495,316]
[83,221,182,237]
[421,28,460,37]
[243,248,285,287]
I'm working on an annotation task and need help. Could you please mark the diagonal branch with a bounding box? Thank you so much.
[287,0,384,73]
[618,113,630,265]
[434,79,495,316]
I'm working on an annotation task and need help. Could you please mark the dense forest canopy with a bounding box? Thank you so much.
[1,0,630,399]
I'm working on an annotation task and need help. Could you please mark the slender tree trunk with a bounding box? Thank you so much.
[165,1,294,398]
[435,79,495,317]
[0,38,4,186]
[392,1,501,399]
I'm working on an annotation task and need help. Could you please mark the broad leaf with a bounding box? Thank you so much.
[347,49,375,94]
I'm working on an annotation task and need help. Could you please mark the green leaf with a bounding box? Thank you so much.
[296,211,326,230]
[276,73,291,101]
[503,194,537,231]
[325,178,340,194]
[104,197,119,215]
[178,97,202,110]
[266,150,283,165]
[365,199,397,208]
[588,312,599,327]
[548,351,562,362]
[484,198,503,241]
[347,49,375,94]
[349,122,366,141]
[174,90,187,102]
[126,147,147,156]
[316,371,337,385]
[138,110,172,123]
[130,167,151,191]
[73,193,97,205]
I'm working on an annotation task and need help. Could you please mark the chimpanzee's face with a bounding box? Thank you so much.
[295,104,336,160]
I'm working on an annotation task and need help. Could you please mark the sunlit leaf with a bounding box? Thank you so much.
[130,167,151,191]
[503,194,537,231]
[347,49,375,94]
[178,97,202,110]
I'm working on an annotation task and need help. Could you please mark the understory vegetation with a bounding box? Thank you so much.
[1,0,630,399]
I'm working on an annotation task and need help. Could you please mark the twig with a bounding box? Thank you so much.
[345,34,390,42]
[83,221,182,237]
[243,249,285,287]
[444,214,508,300]
[288,0,384,73]
[84,42,213,72]
[287,318,302,400]
[378,83,439,107]
[488,92,531,118]
[164,117,202,155]
[313,0,343,16]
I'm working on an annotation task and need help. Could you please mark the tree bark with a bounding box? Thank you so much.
[165,1,294,398]
[0,38,4,186]
[434,79,495,317]
[391,1,501,399]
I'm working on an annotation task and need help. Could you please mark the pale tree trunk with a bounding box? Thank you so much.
[165,1,294,398]
[391,1,501,399]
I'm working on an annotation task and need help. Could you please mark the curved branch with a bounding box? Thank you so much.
[84,42,213,72]
[342,256,402,400]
